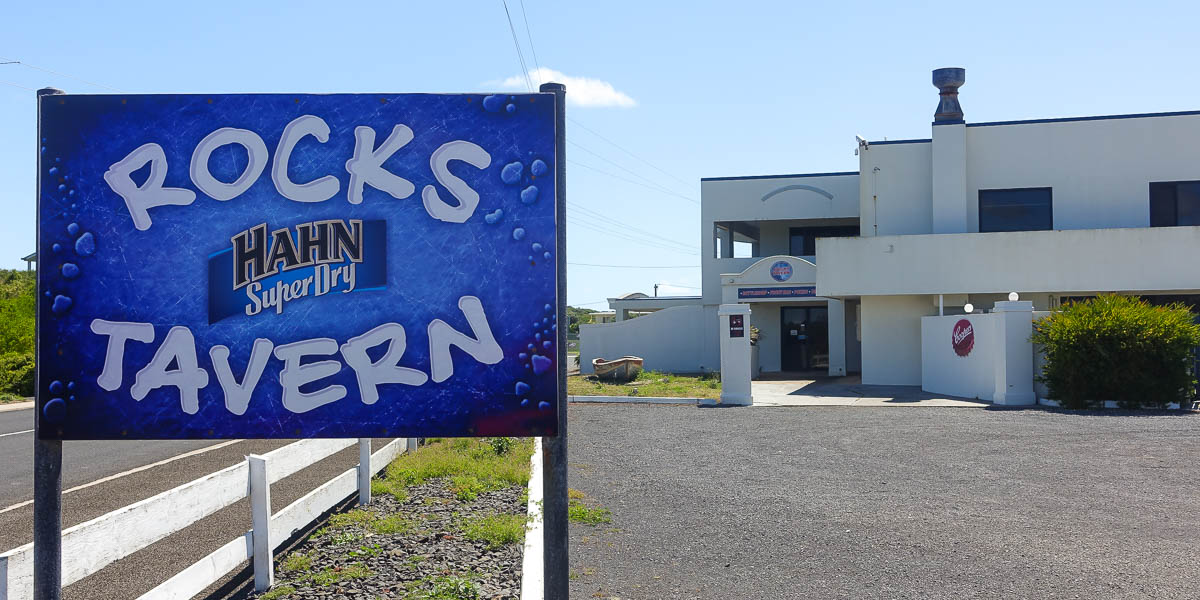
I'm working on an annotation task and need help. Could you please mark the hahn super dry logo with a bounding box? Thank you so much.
[208,219,387,323]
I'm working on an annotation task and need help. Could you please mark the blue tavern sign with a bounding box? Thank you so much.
[37,93,558,439]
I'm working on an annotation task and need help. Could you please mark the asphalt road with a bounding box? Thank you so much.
[0,406,395,600]
[566,404,1200,600]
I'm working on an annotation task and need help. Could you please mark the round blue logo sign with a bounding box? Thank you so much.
[770,261,793,282]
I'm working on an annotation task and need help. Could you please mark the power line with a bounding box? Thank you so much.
[499,1,533,92]
[0,79,35,91]
[567,217,699,255]
[568,262,698,268]
[568,116,694,189]
[567,202,694,251]
[568,140,698,203]
[517,0,542,86]
[568,159,699,205]
[0,56,124,92]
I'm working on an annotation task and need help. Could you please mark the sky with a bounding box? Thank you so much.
[3,0,1200,308]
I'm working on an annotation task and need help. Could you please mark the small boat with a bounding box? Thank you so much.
[592,356,644,382]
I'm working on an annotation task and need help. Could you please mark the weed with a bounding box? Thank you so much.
[489,436,515,456]
[259,584,296,600]
[279,552,312,573]
[304,562,372,586]
[408,575,480,599]
[567,488,586,500]
[568,500,612,525]
[349,543,382,558]
[461,513,527,550]
[328,530,364,545]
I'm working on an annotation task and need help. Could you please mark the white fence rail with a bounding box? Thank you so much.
[0,437,408,600]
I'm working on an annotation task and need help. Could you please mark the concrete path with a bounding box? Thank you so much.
[751,377,989,408]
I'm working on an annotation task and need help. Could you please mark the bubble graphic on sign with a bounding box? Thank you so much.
[75,232,96,256]
[520,185,539,205]
[531,159,548,177]
[501,162,524,185]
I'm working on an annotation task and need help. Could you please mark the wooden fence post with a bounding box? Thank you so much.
[248,455,273,592]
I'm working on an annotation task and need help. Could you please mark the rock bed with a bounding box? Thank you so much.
[252,479,526,599]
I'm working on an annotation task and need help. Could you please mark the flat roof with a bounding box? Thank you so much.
[967,109,1200,128]
[700,171,858,183]
[867,138,931,146]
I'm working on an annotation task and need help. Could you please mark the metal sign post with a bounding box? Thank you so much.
[34,85,66,600]
[540,81,569,599]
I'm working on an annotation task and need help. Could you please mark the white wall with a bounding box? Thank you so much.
[817,225,1200,297]
[921,313,995,399]
[702,173,859,304]
[965,113,1200,231]
[858,142,933,237]
[859,295,930,385]
[580,305,719,374]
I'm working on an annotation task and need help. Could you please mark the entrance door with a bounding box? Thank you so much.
[781,306,829,372]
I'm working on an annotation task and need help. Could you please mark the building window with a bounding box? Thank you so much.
[1150,181,1200,227]
[978,188,1053,232]
[788,226,858,256]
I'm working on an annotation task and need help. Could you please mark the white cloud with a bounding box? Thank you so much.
[499,68,636,108]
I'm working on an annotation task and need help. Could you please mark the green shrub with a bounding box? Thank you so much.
[0,352,35,397]
[1032,295,1200,409]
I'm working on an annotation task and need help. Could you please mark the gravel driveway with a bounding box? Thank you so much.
[565,404,1200,599]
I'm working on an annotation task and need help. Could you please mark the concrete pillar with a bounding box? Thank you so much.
[717,303,753,405]
[827,299,847,377]
[992,300,1035,405]
[932,122,968,233]
[615,308,627,322]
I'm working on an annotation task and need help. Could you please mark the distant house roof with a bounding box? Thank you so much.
[22,252,36,262]
[615,292,649,300]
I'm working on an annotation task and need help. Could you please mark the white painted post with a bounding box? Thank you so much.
[827,299,847,377]
[717,303,753,405]
[992,300,1036,406]
[357,439,371,506]
[247,455,273,592]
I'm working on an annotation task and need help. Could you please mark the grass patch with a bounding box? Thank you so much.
[567,370,721,399]
[0,392,28,405]
[461,513,527,550]
[327,530,364,545]
[259,584,295,600]
[328,509,375,529]
[303,563,372,586]
[378,437,533,503]
[370,478,409,502]
[567,488,586,500]
[279,552,311,573]
[568,500,612,525]
[370,514,413,535]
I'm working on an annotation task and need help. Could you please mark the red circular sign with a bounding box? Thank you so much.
[951,319,974,357]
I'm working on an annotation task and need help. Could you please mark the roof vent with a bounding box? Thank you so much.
[932,68,966,122]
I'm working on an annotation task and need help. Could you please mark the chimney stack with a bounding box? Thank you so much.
[932,68,966,123]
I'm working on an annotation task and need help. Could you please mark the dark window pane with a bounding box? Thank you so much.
[979,188,1052,232]
[789,233,807,256]
[790,226,857,255]
[1178,182,1200,226]
[1150,182,1177,226]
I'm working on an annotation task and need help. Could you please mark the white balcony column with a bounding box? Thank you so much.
[827,298,847,377]
[717,303,753,405]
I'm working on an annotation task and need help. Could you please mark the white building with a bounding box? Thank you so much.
[581,68,1200,388]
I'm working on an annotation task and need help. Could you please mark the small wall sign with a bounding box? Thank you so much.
[952,319,974,357]
[729,314,745,338]
[769,261,793,282]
